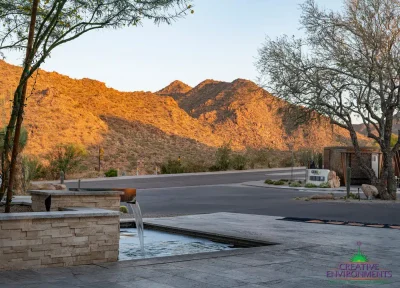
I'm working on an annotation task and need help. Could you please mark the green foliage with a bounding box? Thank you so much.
[105,169,118,177]
[231,154,247,170]
[245,147,271,168]
[344,192,360,200]
[264,179,274,184]
[119,206,128,214]
[273,180,285,185]
[316,153,323,169]
[290,182,302,187]
[295,149,313,167]
[319,182,331,188]
[279,179,289,182]
[0,126,28,153]
[0,1,194,80]
[214,142,232,171]
[182,160,208,173]
[161,159,184,174]
[295,149,323,168]
[391,134,398,147]
[46,144,87,179]
[305,183,318,188]
[23,156,45,181]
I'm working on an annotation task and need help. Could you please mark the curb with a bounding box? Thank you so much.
[241,181,357,193]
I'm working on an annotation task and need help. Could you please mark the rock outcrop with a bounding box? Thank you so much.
[328,171,341,188]
[361,184,379,199]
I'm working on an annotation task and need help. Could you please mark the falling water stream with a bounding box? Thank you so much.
[129,201,144,253]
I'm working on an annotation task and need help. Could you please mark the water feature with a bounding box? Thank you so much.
[128,201,144,253]
[119,228,236,260]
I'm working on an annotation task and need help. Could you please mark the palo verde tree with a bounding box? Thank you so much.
[256,0,400,200]
[0,0,194,212]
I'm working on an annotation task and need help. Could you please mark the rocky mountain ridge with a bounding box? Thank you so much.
[0,60,358,173]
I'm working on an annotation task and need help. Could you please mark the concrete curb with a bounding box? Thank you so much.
[241,181,357,193]
[32,167,307,184]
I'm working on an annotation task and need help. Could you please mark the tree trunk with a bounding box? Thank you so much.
[0,88,24,200]
[347,125,378,181]
[3,0,39,212]
[377,150,397,200]
[13,154,27,196]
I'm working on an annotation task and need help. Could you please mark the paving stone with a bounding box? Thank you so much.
[172,258,249,274]
[119,279,175,288]
[174,269,248,287]
[199,264,291,285]
[74,269,147,283]
[150,274,222,288]
[2,212,400,287]
[0,280,83,288]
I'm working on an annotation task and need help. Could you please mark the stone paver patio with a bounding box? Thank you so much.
[1,212,399,287]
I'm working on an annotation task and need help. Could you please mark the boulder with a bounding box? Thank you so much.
[53,184,68,191]
[361,184,379,199]
[328,171,340,188]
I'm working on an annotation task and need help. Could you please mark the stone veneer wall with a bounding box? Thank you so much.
[0,212,119,270]
[31,194,121,212]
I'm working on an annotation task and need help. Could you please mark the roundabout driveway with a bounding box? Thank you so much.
[135,184,400,225]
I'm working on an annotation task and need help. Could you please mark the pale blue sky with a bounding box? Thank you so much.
[6,0,342,92]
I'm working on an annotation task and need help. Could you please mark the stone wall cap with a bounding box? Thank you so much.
[29,190,124,196]
[0,207,119,221]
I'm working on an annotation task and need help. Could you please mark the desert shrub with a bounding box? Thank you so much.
[183,161,209,173]
[344,192,360,200]
[290,182,302,187]
[161,159,184,174]
[305,183,318,188]
[46,144,87,179]
[319,182,331,188]
[295,149,313,167]
[316,152,323,169]
[105,168,118,177]
[264,179,274,184]
[208,165,220,172]
[23,156,46,181]
[279,154,295,167]
[245,147,271,168]
[231,154,247,170]
[273,180,285,185]
[214,142,232,171]
[0,126,28,154]
[295,149,323,168]
[119,206,128,213]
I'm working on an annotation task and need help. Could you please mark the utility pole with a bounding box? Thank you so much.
[5,0,40,213]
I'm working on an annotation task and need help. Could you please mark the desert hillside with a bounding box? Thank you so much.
[0,60,357,174]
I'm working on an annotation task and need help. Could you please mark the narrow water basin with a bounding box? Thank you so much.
[119,228,236,260]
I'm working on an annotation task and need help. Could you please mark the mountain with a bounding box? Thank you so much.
[0,60,360,175]
[354,115,400,136]
[158,78,357,150]
[157,80,192,97]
